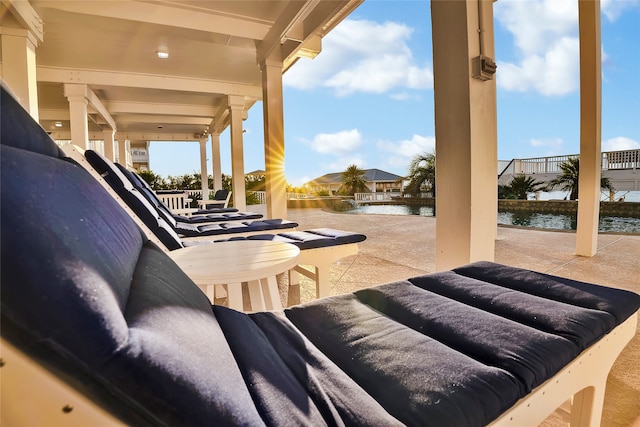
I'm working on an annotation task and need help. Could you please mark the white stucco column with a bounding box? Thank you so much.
[64,84,90,150]
[1,28,40,120]
[260,56,288,220]
[103,129,116,161]
[210,133,223,191]
[199,138,209,200]
[576,0,602,257]
[431,0,498,271]
[228,96,247,212]
[118,139,130,167]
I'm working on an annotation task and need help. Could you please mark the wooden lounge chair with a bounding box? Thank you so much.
[2,81,638,426]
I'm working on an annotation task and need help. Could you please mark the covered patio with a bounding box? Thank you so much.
[1,0,610,268]
[2,1,638,425]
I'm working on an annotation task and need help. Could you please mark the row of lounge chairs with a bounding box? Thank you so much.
[2,81,639,426]
[62,146,366,299]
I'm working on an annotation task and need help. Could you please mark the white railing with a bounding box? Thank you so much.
[354,192,394,201]
[156,191,192,214]
[603,149,639,170]
[514,155,574,174]
[250,191,267,204]
[508,149,639,175]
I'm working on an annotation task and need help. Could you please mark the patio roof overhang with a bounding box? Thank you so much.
[1,0,361,138]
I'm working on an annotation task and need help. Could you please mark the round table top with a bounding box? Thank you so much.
[168,240,300,285]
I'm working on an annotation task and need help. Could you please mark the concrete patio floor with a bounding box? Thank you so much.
[276,207,640,427]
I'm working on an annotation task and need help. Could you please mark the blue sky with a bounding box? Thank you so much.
[149,0,640,187]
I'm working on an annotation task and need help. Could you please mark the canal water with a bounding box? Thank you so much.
[347,204,640,234]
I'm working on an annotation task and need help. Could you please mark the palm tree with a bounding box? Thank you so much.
[404,152,436,197]
[546,157,615,200]
[340,164,368,196]
[503,175,546,200]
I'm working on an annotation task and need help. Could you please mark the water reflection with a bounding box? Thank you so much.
[348,204,640,233]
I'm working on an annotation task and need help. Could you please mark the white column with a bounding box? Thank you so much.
[64,84,90,150]
[228,96,247,212]
[199,138,209,200]
[210,133,223,191]
[261,56,288,220]
[576,0,602,257]
[1,28,39,120]
[432,0,498,271]
[103,129,116,161]
[117,139,129,167]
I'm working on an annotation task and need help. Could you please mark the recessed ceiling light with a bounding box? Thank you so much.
[54,121,63,127]
[156,50,169,59]
[157,125,164,129]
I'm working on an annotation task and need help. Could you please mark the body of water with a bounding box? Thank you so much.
[348,204,640,233]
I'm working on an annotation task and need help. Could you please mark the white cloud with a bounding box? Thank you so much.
[601,0,640,22]
[284,19,432,97]
[529,137,564,155]
[378,134,435,169]
[495,0,585,97]
[302,129,363,155]
[602,136,640,151]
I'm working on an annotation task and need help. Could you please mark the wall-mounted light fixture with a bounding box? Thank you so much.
[54,121,63,127]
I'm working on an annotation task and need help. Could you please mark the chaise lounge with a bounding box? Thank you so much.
[2,82,639,426]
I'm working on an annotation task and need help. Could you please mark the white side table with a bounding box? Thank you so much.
[169,240,300,312]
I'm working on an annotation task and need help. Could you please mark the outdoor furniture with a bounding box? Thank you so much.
[154,190,194,215]
[84,149,299,239]
[2,82,639,426]
[115,163,264,225]
[73,147,366,298]
[169,240,300,311]
[197,189,232,209]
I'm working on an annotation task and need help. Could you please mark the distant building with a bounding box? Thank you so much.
[306,169,405,195]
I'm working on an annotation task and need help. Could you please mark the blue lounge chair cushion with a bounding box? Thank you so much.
[84,150,298,238]
[220,228,367,250]
[285,268,640,425]
[115,164,260,223]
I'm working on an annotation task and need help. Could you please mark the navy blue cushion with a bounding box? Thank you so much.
[84,150,184,250]
[0,83,64,158]
[286,293,524,426]
[220,228,366,250]
[453,261,640,325]
[1,145,144,362]
[113,164,255,223]
[176,218,298,237]
[286,266,640,426]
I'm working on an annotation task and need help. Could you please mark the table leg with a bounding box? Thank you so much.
[205,285,215,303]
[261,276,282,311]
[247,280,266,312]
[226,283,243,311]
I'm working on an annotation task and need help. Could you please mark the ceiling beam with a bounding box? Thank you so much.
[85,86,117,130]
[2,0,44,42]
[37,66,263,98]
[105,101,218,117]
[38,108,69,120]
[256,0,313,64]
[115,115,211,125]
[34,1,270,40]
